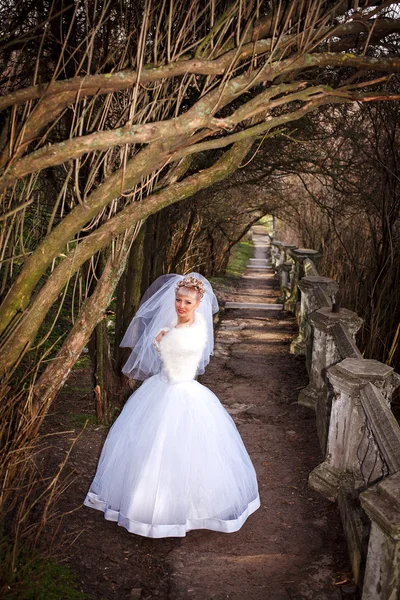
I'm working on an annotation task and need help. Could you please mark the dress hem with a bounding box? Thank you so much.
[83,492,261,538]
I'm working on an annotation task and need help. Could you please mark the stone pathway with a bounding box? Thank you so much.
[225,227,282,311]
[165,226,353,599]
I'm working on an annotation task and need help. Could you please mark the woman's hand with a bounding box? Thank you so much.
[155,330,167,343]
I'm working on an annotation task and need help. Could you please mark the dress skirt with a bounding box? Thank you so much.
[84,372,260,538]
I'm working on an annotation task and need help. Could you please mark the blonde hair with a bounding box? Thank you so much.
[175,276,205,299]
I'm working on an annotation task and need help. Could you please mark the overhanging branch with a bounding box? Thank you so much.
[0,138,255,376]
[2,52,400,190]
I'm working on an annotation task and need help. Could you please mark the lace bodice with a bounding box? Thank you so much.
[155,312,208,384]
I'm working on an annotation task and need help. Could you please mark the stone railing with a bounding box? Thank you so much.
[270,237,400,600]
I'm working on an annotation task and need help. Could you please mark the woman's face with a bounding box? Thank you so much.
[175,287,200,320]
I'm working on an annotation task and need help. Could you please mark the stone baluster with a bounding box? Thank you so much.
[280,261,291,289]
[286,248,321,313]
[277,242,296,268]
[298,306,362,410]
[300,308,363,450]
[308,359,400,586]
[270,242,280,268]
[290,276,339,367]
[303,257,319,277]
[360,471,400,600]
[274,241,285,268]
[309,358,397,501]
[288,248,321,279]
[270,242,296,299]
[277,261,293,304]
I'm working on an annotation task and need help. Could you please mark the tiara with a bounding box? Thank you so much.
[175,276,205,299]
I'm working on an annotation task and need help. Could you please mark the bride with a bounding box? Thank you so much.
[84,272,260,538]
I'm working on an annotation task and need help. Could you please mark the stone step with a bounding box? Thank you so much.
[225,301,283,310]
[246,264,273,270]
[241,273,273,280]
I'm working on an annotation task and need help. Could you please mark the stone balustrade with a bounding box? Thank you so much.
[269,234,400,599]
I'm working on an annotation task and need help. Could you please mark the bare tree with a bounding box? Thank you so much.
[274,97,400,367]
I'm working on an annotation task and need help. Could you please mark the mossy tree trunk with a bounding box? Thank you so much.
[92,317,114,423]
[89,252,116,423]
[114,226,146,378]
[32,229,137,427]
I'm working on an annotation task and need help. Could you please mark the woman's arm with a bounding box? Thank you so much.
[153,328,170,354]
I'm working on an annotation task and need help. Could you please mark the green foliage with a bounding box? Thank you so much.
[75,354,91,369]
[226,238,253,278]
[61,384,92,393]
[257,215,274,234]
[70,405,121,429]
[208,276,230,287]
[69,412,98,427]
[107,405,122,428]
[0,535,86,600]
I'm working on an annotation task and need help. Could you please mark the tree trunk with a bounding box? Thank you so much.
[114,226,146,376]
[151,211,165,282]
[92,318,114,423]
[140,217,155,300]
[170,209,196,272]
[32,228,138,427]
[88,251,117,423]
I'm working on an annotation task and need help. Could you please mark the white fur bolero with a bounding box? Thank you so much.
[155,311,208,384]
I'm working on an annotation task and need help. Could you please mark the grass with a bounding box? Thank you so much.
[208,275,229,287]
[209,234,254,295]
[69,405,122,430]
[0,535,86,600]
[69,412,98,427]
[226,238,253,278]
[75,354,91,369]
[60,385,92,393]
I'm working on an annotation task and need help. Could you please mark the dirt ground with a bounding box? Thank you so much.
[40,239,356,600]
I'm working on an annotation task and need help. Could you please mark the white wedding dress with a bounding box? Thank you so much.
[84,311,260,538]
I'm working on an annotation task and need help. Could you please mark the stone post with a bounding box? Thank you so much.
[286,248,321,313]
[277,261,292,304]
[277,242,296,268]
[303,257,319,277]
[360,471,400,600]
[309,358,396,501]
[309,359,400,587]
[298,306,362,409]
[270,242,280,268]
[290,276,339,364]
[300,308,363,449]
[288,248,322,278]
